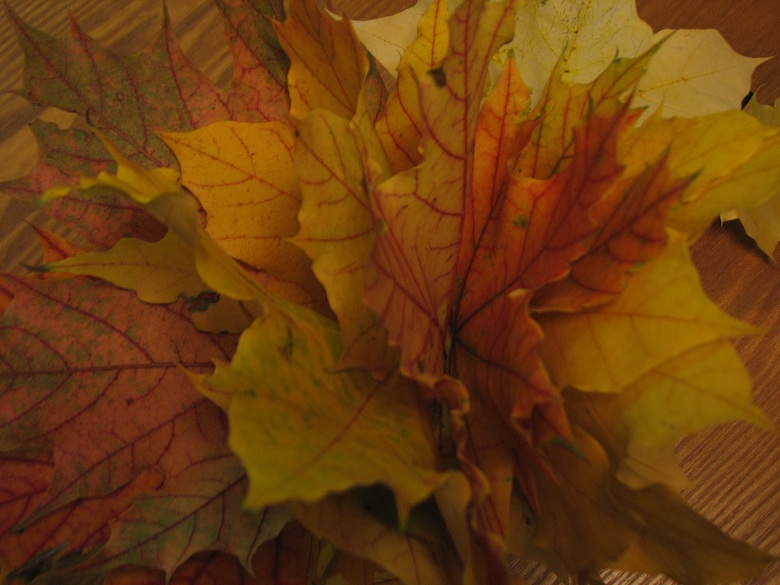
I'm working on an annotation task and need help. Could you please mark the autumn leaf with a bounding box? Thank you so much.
[161,121,328,312]
[214,0,291,121]
[3,0,780,583]
[529,426,774,585]
[1,0,290,249]
[537,237,757,393]
[732,95,780,259]
[0,275,285,576]
[195,297,445,523]
[293,493,450,585]
[374,0,451,172]
[293,101,398,376]
[40,230,205,304]
[565,341,775,491]
[1,121,165,249]
[510,0,762,117]
[273,0,371,120]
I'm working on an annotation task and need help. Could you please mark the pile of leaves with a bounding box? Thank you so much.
[1,0,779,583]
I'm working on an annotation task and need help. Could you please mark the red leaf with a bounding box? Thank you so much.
[2,1,291,247]
[1,122,165,248]
[0,449,53,539]
[216,0,290,121]
[0,276,285,575]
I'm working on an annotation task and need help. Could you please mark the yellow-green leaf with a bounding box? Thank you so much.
[42,230,205,304]
[565,341,774,491]
[618,109,780,235]
[734,96,780,259]
[197,299,444,521]
[537,236,757,393]
[294,104,397,377]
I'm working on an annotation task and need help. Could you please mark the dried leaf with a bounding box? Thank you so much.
[0,276,280,575]
[273,0,369,119]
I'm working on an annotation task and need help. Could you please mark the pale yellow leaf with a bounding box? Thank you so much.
[509,0,759,118]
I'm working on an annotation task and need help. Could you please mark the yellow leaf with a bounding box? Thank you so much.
[375,0,450,172]
[510,0,761,118]
[537,235,757,393]
[734,96,780,259]
[531,427,774,584]
[274,0,369,119]
[293,103,397,377]
[198,299,445,522]
[350,0,454,79]
[565,341,774,491]
[46,133,269,303]
[162,121,328,311]
[368,0,517,379]
[618,109,780,235]
[43,230,205,304]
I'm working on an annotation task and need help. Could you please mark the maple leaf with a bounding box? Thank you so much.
[731,95,780,259]
[3,0,780,583]
[194,298,445,523]
[0,275,287,577]
[0,0,289,249]
[528,426,774,585]
[293,101,398,376]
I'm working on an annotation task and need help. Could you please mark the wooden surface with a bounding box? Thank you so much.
[1,1,778,584]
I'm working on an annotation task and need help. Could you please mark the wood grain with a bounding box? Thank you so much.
[0,1,778,584]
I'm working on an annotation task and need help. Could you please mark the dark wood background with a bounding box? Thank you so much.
[0,1,778,584]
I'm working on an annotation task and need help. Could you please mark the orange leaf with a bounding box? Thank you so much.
[274,0,369,119]
[375,0,450,173]
[367,0,517,380]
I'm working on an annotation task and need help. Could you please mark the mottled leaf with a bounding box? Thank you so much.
[0,276,278,574]
[1,122,164,249]
[215,0,291,121]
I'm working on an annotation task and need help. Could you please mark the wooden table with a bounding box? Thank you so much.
[1,1,778,584]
